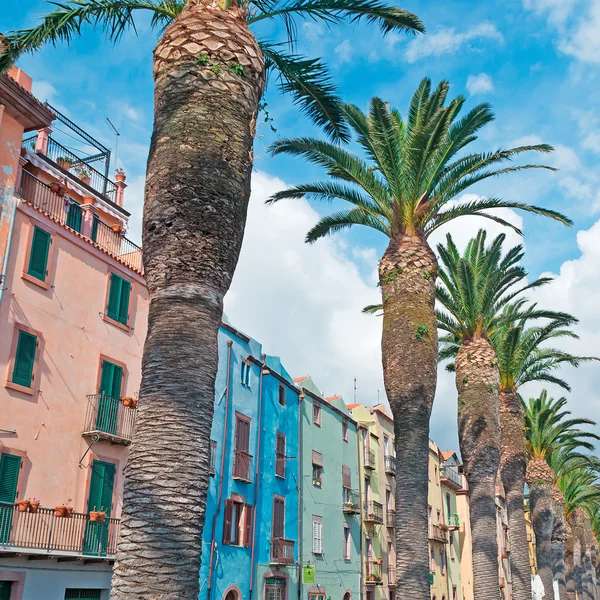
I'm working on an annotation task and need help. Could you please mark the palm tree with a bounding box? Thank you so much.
[267,83,570,600]
[491,307,596,600]
[524,392,600,600]
[1,2,425,597]
[434,230,561,599]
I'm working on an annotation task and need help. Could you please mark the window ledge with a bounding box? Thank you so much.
[5,380,35,396]
[275,474,286,479]
[21,271,50,290]
[102,313,130,332]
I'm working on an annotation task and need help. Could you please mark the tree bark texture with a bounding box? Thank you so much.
[111,0,266,597]
[499,390,531,600]
[573,511,586,600]
[552,486,568,600]
[528,458,555,600]
[583,518,595,600]
[380,234,438,600]
[455,336,501,600]
[566,537,576,600]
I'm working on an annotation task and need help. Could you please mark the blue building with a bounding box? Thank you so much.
[199,323,300,600]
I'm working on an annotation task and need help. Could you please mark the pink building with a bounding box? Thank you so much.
[0,68,148,600]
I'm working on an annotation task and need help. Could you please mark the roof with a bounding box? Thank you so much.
[0,71,54,132]
[372,405,393,423]
[325,395,341,402]
[293,376,309,383]
[346,403,361,410]
[441,451,456,461]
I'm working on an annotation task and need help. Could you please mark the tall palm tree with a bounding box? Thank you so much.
[1,2,425,598]
[524,392,600,600]
[435,230,560,599]
[491,307,596,600]
[267,84,570,600]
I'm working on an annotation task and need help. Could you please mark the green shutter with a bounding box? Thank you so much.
[91,216,99,243]
[27,226,51,281]
[87,460,115,515]
[66,201,82,233]
[0,582,12,600]
[0,454,21,503]
[12,330,37,387]
[107,274,130,325]
[118,279,130,325]
[99,361,122,399]
[97,362,122,435]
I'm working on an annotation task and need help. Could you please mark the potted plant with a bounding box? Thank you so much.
[50,181,67,196]
[376,556,383,565]
[57,156,73,171]
[123,396,138,409]
[73,165,91,185]
[55,498,73,518]
[89,508,106,522]
[312,479,321,487]
[115,168,126,182]
[29,498,40,513]
[112,223,124,234]
[17,499,31,512]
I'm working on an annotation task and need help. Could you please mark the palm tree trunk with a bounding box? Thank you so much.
[552,487,568,600]
[566,536,576,600]
[528,458,555,600]
[583,518,595,600]
[455,336,501,600]
[573,512,585,600]
[111,2,266,598]
[380,233,438,600]
[499,390,531,600]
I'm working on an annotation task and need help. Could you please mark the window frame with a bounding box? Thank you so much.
[96,355,127,400]
[223,496,252,547]
[343,524,351,560]
[103,271,133,330]
[312,516,323,555]
[313,402,321,427]
[275,432,286,479]
[342,419,348,442]
[22,223,53,289]
[5,324,43,395]
[278,384,286,407]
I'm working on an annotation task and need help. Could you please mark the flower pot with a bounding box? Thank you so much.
[65,507,73,517]
[80,175,91,185]
[17,500,31,512]
[123,396,137,409]
[89,511,106,523]
[115,172,126,182]
[376,557,383,565]
[29,501,40,514]
[57,159,71,171]
[55,505,69,518]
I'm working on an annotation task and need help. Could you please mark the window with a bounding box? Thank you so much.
[365,476,371,502]
[27,226,51,282]
[278,384,286,406]
[452,586,457,600]
[386,489,392,512]
[233,414,252,482]
[106,273,131,325]
[428,506,432,535]
[241,361,250,387]
[0,453,21,543]
[343,524,351,559]
[434,465,439,485]
[440,549,445,575]
[66,199,83,232]
[449,531,455,559]
[342,465,351,490]
[430,547,435,573]
[265,578,286,600]
[209,440,217,476]
[446,492,451,518]
[0,583,12,600]
[273,496,285,538]
[64,591,102,600]
[312,516,322,554]
[309,594,325,600]
[223,498,252,546]
[276,433,286,478]
[313,402,321,426]
[383,435,389,456]
[312,451,323,487]
[11,329,37,388]
[342,419,348,442]
[437,510,441,526]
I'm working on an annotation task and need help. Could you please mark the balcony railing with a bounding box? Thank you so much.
[83,393,137,445]
[364,500,384,524]
[388,567,396,587]
[447,513,460,530]
[342,490,361,514]
[233,450,253,482]
[386,508,396,526]
[366,561,383,585]
[384,455,396,475]
[364,449,376,470]
[0,503,119,558]
[441,465,463,489]
[428,524,448,543]
[270,538,294,565]
[19,170,142,273]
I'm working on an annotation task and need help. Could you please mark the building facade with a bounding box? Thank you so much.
[295,377,362,600]
[0,68,147,599]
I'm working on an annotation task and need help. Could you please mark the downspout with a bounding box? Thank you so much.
[298,392,304,600]
[208,340,233,599]
[357,425,364,600]
[249,353,266,598]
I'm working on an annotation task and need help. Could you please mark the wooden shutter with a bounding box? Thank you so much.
[99,361,123,399]
[342,465,351,489]
[278,385,285,406]
[28,227,51,281]
[312,451,323,467]
[118,279,131,325]
[12,330,37,387]
[223,499,233,544]
[235,415,250,452]
[276,434,285,477]
[244,504,253,547]
[312,518,322,553]
[0,454,21,503]
[107,274,122,321]
[273,497,285,539]
[87,460,115,515]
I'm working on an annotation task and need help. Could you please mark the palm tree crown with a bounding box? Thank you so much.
[268,79,571,238]
[0,0,424,141]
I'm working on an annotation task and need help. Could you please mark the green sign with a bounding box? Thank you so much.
[429,573,434,585]
[303,566,316,584]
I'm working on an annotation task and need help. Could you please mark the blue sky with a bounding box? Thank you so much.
[4,0,600,451]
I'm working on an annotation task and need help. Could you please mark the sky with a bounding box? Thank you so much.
[3,0,600,452]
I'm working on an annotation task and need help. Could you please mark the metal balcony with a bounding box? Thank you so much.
[233,450,253,482]
[388,567,396,587]
[270,538,294,565]
[440,465,463,490]
[364,449,376,470]
[447,513,460,530]
[82,393,137,445]
[365,561,383,585]
[386,508,396,527]
[428,524,448,543]
[384,454,396,475]
[364,501,384,524]
[342,490,361,514]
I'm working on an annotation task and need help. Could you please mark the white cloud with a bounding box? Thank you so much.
[335,40,354,64]
[404,22,503,63]
[523,0,578,26]
[31,80,58,103]
[466,73,494,96]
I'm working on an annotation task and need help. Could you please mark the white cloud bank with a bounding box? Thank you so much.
[466,73,494,96]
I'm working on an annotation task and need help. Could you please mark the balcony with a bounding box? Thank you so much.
[364,449,376,470]
[233,450,253,482]
[366,561,383,586]
[19,170,142,273]
[364,501,384,524]
[447,513,460,530]
[343,490,361,514]
[83,393,137,446]
[441,465,463,490]
[388,567,396,588]
[384,455,396,475]
[0,503,119,560]
[386,508,396,527]
[270,538,294,566]
[428,524,448,543]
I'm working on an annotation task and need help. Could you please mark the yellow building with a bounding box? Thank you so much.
[525,505,537,574]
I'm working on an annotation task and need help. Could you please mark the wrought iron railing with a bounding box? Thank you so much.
[342,489,361,513]
[428,524,448,543]
[19,170,142,273]
[270,538,294,565]
[364,449,376,470]
[366,561,383,584]
[386,507,396,526]
[441,465,462,488]
[233,450,253,482]
[0,503,119,557]
[83,394,137,444]
[447,513,460,529]
[364,500,384,524]
[384,454,396,474]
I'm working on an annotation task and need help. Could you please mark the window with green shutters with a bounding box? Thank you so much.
[0,453,21,544]
[65,589,102,599]
[27,226,51,282]
[0,582,12,600]
[11,330,37,388]
[82,460,115,556]
[96,360,123,434]
[106,273,131,325]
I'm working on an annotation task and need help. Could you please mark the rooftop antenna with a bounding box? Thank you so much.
[377,389,380,405]
[353,377,357,404]
[106,117,120,172]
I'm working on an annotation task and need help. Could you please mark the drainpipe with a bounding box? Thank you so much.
[357,425,364,600]
[298,392,304,600]
[249,353,266,598]
[207,340,233,599]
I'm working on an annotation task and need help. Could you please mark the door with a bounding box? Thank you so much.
[66,200,83,232]
[0,582,11,600]
[96,360,123,435]
[83,460,115,555]
[0,453,21,543]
